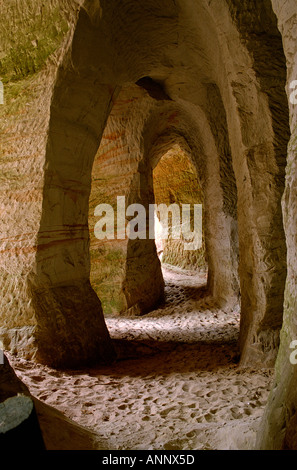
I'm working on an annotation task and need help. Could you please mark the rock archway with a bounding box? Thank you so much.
[89,86,240,318]
[0,0,290,375]
[151,141,206,270]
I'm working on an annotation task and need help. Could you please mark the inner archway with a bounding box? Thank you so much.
[152,144,206,271]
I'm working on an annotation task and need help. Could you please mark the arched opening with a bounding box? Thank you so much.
[88,85,240,321]
[152,144,206,271]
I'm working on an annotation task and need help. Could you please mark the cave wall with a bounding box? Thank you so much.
[0,0,79,361]
[204,0,290,367]
[256,0,297,450]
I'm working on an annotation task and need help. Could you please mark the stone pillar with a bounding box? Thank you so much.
[256,0,297,450]
[29,62,118,367]
[208,0,290,366]
[0,4,118,367]
[89,84,165,316]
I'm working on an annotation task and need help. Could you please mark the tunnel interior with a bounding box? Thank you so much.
[2,0,289,369]
[1,0,297,451]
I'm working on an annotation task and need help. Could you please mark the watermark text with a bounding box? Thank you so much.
[94,196,203,251]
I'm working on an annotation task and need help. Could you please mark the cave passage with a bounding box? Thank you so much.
[152,145,206,271]
[2,0,297,450]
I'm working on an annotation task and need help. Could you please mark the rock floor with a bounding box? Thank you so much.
[7,264,274,450]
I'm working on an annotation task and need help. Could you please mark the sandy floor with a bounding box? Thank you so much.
[7,264,274,450]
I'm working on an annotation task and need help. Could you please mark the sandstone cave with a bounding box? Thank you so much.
[0,0,297,451]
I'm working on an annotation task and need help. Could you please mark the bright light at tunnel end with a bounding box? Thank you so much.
[94,196,203,251]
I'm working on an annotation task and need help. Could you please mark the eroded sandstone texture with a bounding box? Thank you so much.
[0,0,297,449]
[256,0,297,450]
